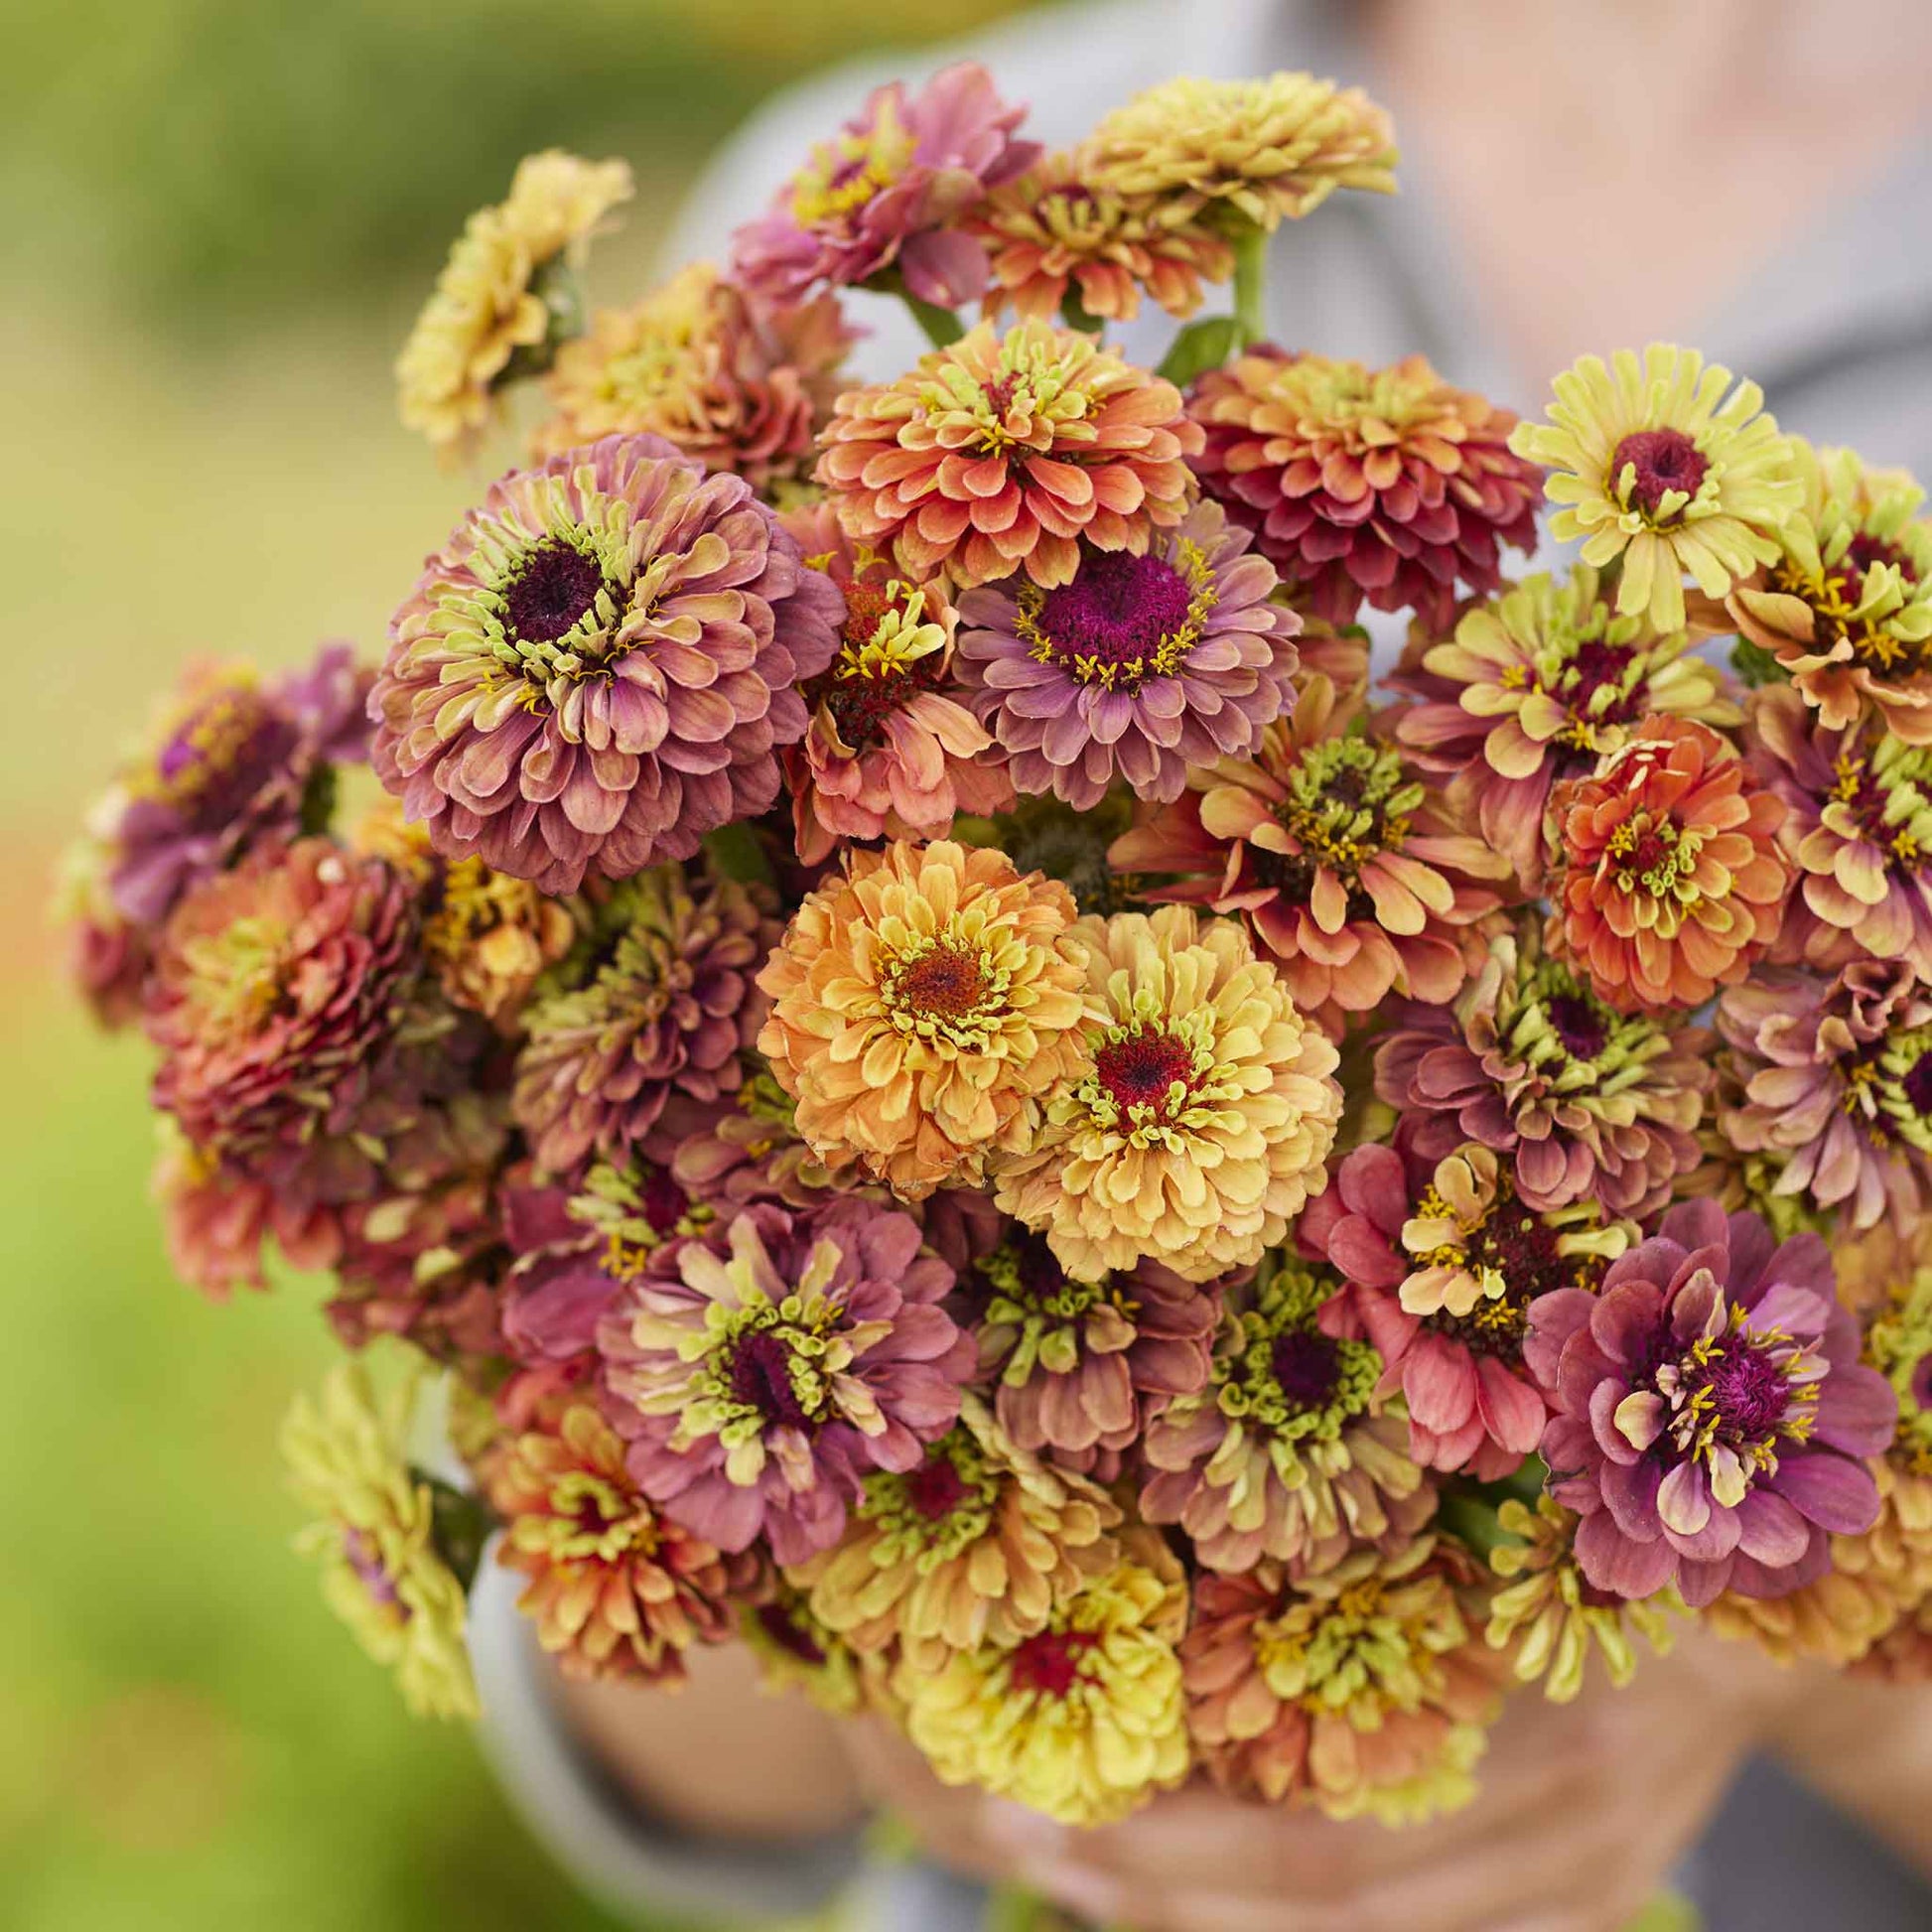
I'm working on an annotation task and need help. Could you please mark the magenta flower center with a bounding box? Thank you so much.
[1092,1026,1195,1116]
[1902,1050,1932,1117]
[1544,991,1609,1062]
[504,541,608,643]
[1031,550,1195,687]
[1008,1627,1099,1698]
[1701,1346,1798,1438]
[756,1601,828,1666]
[729,1330,812,1429]
[1910,1353,1932,1413]
[1610,429,1710,522]
[901,1451,970,1522]
[637,1165,691,1237]
[342,1527,409,1618]
[1270,1326,1341,1408]
[151,685,290,821]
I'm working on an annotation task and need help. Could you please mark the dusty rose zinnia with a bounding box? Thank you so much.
[815,320,1201,590]
[1392,568,1740,890]
[778,506,1012,862]
[1301,1137,1631,1478]
[533,263,853,486]
[598,1200,974,1566]
[952,498,1302,808]
[1718,961,1932,1234]
[1746,683,1932,980]
[369,433,844,895]
[1110,674,1511,1030]
[1187,348,1542,630]
[729,63,1037,310]
[1374,918,1710,1219]
[512,866,777,1179]
[1546,716,1789,1013]
[963,1228,1219,1475]
[1141,1255,1431,1575]
[1527,1198,1894,1606]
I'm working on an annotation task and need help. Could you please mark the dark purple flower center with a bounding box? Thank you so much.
[343,1528,408,1616]
[902,1451,970,1521]
[1545,992,1609,1062]
[1270,1326,1341,1409]
[756,1601,827,1666]
[505,541,608,642]
[729,1330,811,1429]
[1910,1353,1932,1414]
[1032,550,1194,686]
[1008,1628,1098,1698]
[1093,1026,1195,1115]
[1610,430,1709,523]
[637,1164,690,1237]
[1902,1051,1932,1118]
[894,943,990,1018]
[1839,531,1919,593]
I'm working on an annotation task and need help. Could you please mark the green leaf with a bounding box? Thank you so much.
[1156,315,1243,387]
[701,820,775,888]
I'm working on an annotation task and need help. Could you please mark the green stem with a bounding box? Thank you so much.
[865,268,965,349]
[701,820,775,889]
[1230,223,1270,349]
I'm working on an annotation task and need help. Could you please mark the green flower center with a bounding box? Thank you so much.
[861,1433,1001,1567]
[1215,1261,1379,1445]
[1504,953,1667,1088]
[1604,810,1701,902]
[1259,735,1421,908]
[976,1237,1136,1385]
[1867,1271,1932,1470]
[1254,1569,1459,1718]
[179,911,294,1039]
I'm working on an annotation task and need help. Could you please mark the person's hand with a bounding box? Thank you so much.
[836,1629,1791,1932]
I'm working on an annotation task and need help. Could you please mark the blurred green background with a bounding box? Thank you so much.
[0,4,1031,1926]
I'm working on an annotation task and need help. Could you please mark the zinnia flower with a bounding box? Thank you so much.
[1110,674,1511,1029]
[953,498,1303,808]
[1374,918,1710,1219]
[1392,567,1740,889]
[779,506,1012,862]
[994,904,1343,1282]
[512,865,776,1179]
[154,1130,344,1298]
[964,149,1234,323]
[756,840,1093,1199]
[729,63,1038,310]
[1187,348,1543,630]
[1301,1138,1631,1478]
[1182,1536,1505,1822]
[489,1399,753,1683]
[1082,72,1397,232]
[281,1359,480,1719]
[1509,345,1802,631]
[815,320,1200,591]
[1525,1199,1895,1606]
[784,1393,1122,1668]
[397,151,633,460]
[742,1584,867,1715]
[1140,1254,1431,1574]
[369,432,845,896]
[1746,683,1932,979]
[1726,441,1932,740]
[1484,1496,1676,1703]
[533,263,854,486]
[1546,715,1789,1012]
[1717,960,1932,1234]
[597,1200,974,1566]
[895,1536,1189,1826]
[963,1228,1218,1473]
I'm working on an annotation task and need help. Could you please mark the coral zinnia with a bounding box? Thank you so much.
[281,1360,480,1719]
[489,1399,752,1684]
[963,1228,1218,1473]
[994,904,1343,1282]
[1546,715,1789,1012]
[815,320,1200,591]
[1082,72,1397,232]
[397,150,633,461]
[965,149,1234,324]
[533,263,853,487]
[730,63,1037,310]
[784,1393,1121,1669]
[1717,961,1932,1234]
[370,433,844,896]
[1301,1138,1631,1478]
[895,1535,1189,1825]
[1187,348,1543,630]
[1747,684,1932,979]
[756,840,1092,1199]
[1374,918,1710,1219]
[598,1200,974,1566]
[1509,345,1801,632]
[1727,441,1932,741]
[1111,674,1511,1029]
[512,865,777,1179]
[1526,1199,1895,1606]
[1182,1536,1505,1822]
[779,507,1012,863]
[953,498,1303,808]
[1392,567,1740,889]
[1141,1254,1431,1574]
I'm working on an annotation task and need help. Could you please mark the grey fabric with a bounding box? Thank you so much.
[470,4,1932,1926]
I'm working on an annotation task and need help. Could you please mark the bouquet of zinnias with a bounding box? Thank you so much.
[68,62,1932,1834]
